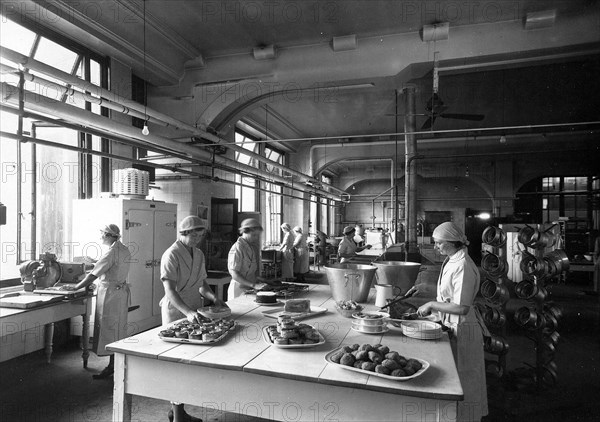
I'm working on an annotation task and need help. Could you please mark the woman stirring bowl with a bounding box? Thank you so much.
[413,221,488,422]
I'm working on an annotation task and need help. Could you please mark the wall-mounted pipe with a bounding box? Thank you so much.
[0,82,341,201]
[0,47,345,197]
[403,85,418,255]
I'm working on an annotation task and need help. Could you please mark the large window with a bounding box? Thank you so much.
[0,15,108,281]
[234,131,258,212]
[264,146,284,244]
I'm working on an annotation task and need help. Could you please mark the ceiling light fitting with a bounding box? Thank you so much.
[253,45,276,60]
[421,22,449,42]
[524,10,557,30]
[332,34,357,52]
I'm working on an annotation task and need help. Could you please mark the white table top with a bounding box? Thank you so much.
[107,284,463,401]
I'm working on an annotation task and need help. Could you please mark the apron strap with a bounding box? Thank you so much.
[472,305,491,338]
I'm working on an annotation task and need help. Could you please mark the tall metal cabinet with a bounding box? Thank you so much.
[71,198,177,334]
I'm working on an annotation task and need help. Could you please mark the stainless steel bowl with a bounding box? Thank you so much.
[371,261,421,294]
[324,263,377,303]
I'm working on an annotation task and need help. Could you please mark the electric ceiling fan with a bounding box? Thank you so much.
[384,55,485,130]
[420,54,485,130]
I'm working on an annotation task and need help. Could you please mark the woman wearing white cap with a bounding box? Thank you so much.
[64,224,131,380]
[292,226,309,281]
[279,223,295,281]
[414,221,488,422]
[160,215,227,422]
[338,225,372,263]
[228,218,280,298]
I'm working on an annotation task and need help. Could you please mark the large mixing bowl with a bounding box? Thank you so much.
[324,263,377,303]
[372,261,421,295]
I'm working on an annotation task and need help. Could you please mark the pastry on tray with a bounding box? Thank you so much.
[283,299,310,313]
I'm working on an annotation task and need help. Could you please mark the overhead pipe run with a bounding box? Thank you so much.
[0,81,341,202]
[0,47,345,197]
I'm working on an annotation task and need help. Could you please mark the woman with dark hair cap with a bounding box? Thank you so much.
[279,223,295,281]
[414,221,488,421]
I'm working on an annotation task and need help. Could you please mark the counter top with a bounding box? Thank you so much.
[108,284,463,402]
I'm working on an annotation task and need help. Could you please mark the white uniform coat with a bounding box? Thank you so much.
[293,233,310,274]
[227,237,260,298]
[279,232,294,278]
[337,237,357,263]
[91,240,131,356]
[437,248,488,421]
[160,240,207,324]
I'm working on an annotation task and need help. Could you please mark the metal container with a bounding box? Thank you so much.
[324,263,377,303]
[371,261,421,295]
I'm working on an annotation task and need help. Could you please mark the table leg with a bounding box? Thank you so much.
[113,353,132,422]
[81,308,90,368]
[44,322,54,363]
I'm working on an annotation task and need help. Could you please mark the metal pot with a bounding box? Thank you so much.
[481,279,510,305]
[481,252,507,278]
[544,303,563,321]
[520,251,548,277]
[371,261,421,294]
[514,307,546,331]
[481,305,507,327]
[543,249,570,275]
[324,263,377,303]
[484,335,510,355]
[518,226,556,249]
[482,226,507,247]
[515,280,547,301]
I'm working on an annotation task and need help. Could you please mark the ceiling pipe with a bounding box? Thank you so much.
[0,47,345,197]
[0,81,341,201]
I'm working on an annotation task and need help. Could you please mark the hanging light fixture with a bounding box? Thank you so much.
[141,0,149,136]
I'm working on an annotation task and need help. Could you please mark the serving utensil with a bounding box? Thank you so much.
[379,288,417,310]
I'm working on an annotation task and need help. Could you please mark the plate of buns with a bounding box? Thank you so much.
[263,317,326,348]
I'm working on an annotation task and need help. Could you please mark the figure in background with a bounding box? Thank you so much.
[353,224,365,246]
[412,221,488,422]
[228,218,280,297]
[160,216,227,422]
[338,225,372,263]
[279,223,295,281]
[593,233,600,292]
[315,229,328,265]
[292,226,310,281]
[64,224,130,381]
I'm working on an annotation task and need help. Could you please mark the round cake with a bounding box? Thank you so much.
[256,291,278,304]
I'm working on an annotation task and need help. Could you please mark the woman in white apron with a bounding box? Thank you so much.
[279,223,295,280]
[64,224,131,380]
[292,226,309,281]
[227,218,280,298]
[416,222,489,422]
[160,216,227,422]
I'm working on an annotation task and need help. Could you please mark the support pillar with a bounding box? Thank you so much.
[403,85,419,258]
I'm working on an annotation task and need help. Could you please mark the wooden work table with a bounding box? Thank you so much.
[0,293,91,366]
[108,285,463,422]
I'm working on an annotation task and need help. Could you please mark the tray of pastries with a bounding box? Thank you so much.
[325,343,430,381]
[246,282,309,297]
[158,316,236,344]
[263,316,325,348]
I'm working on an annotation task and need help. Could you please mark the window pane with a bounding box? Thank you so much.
[34,127,80,261]
[0,17,36,55]
[34,37,78,73]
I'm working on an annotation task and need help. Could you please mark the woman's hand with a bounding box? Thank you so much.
[213,298,228,308]
[185,310,199,323]
[417,301,435,316]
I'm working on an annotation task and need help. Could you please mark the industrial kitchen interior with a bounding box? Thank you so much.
[0,1,599,422]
